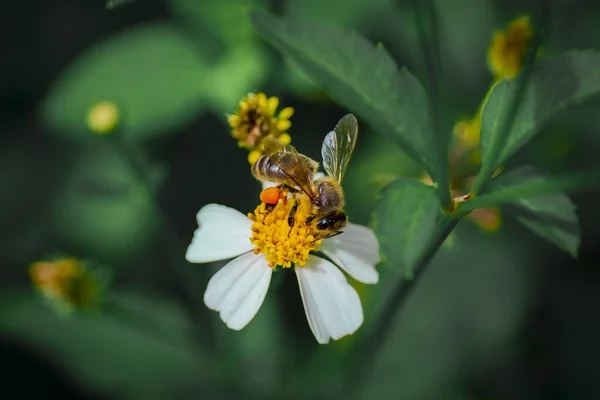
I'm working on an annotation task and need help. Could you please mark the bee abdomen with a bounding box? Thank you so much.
[252,154,283,182]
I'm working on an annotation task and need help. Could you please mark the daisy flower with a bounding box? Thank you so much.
[185,186,380,344]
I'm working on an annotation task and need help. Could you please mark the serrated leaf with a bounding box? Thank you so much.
[250,11,437,177]
[514,197,580,257]
[494,167,580,256]
[41,23,208,141]
[459,166,581,256]
[480,50,600,171]
[457,166,600,212]
[373,179,440,275]
[285,0,385,28]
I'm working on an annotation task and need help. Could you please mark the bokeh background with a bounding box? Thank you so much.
[2,0,600,399]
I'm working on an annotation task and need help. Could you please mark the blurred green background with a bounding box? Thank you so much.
[2,0,600,399]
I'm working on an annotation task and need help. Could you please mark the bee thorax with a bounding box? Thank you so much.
[315,177,345,214]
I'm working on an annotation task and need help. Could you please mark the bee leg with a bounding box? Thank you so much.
[264,203,276,213]
[311,230,343,243]
[277,184,301,194]
[279,184,302,204]
[305,214,316,225]
[287,200,299,236]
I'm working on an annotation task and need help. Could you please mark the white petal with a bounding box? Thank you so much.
[261,172,325,190]
[319,223,380,284]
[185,204,254,263]
[204,252,272,330]
[295,255,364,344]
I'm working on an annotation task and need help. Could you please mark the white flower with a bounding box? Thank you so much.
[185,201,380,344]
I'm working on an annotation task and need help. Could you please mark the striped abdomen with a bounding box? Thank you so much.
[251,152,318,188]
[251,154,292,184]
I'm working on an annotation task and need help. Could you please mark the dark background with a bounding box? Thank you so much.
[1,0,600,399]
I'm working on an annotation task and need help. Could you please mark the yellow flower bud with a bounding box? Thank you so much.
[86,101,119,135]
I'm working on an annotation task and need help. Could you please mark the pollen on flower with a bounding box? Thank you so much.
[226,92,295,165]
[488,15,533,81]
[248,196,322,268]
[260,186,281,205]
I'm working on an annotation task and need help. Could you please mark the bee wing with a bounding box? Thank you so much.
[262,137,317,199]
[321,114,358,184]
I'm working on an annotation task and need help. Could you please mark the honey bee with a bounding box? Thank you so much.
[251,114,358,239]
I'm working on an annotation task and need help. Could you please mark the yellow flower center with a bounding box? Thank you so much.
[248,195,323,268]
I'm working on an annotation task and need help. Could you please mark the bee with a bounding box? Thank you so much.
[251,114,358,240]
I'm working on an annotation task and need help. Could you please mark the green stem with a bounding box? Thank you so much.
[343,215,460,397]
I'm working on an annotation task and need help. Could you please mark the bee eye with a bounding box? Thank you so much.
[316,219,330,230]
[314,199,322,207]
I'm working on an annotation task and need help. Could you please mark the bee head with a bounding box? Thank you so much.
[315,211,347,232]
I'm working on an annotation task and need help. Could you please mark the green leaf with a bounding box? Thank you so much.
[0,291,208,399]
[250,11,437,176]
[168,0,267,44]
[285,0,379,28]
[204,40,272,114]
[51,143,160,261]
[41,23,208,141]
[373,179,440,276]
[457,166,600,212]
[280,58,327,99]
[514,195,580,257]
[480,50,600,172]
[488,167,580,256]
[458,166,582,256]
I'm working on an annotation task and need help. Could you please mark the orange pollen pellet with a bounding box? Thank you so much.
[260,186,281,205]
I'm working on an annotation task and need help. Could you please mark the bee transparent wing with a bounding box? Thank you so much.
[321,114,358,184]
[263,137,317,199]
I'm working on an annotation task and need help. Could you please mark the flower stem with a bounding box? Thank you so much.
[343,215,460,396]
